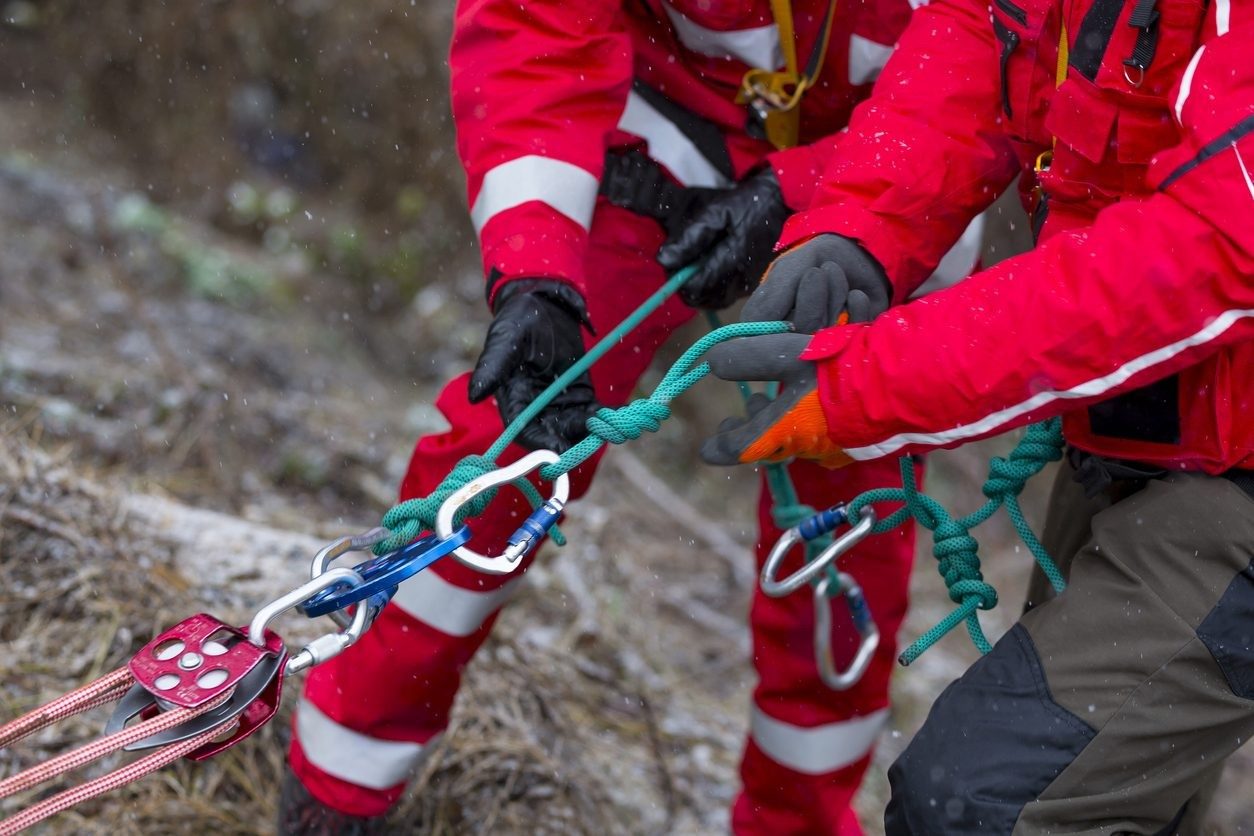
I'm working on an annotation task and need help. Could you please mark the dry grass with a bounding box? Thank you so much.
[0,436,740,835]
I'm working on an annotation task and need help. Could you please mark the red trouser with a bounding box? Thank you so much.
[290,204,915,834]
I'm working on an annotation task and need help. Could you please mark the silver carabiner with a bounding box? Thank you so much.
[247,567,370,674]
[813,571,879,691]
[310,527,391,580]
[435,449,571,575]
[309,527,391,629]
[760,506,876,598]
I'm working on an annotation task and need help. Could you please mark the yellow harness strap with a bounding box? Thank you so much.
[739,0,839,150]
[1035,17,1070,174]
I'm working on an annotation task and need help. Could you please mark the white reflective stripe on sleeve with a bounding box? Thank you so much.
[1174,46,1206,123]
[750,705,889,776]
[296,699,435,791]
[390,569,523,637]
[848,34,895,86]
[1215,0,1230,35]
[910,214,985,298]
[662,2,783,69]
[1236,143,1254,202]
[617,91,733,189]
[844,307,1254,461]
[470,156,598,235]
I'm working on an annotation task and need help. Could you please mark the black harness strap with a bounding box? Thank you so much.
[1123,0,1161,80]
[1069,0,1128,80]
[630,80,735,182]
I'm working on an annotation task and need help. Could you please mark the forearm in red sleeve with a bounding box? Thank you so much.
[450,0,630,302]
[802,23,1254,463]
[778,0,1026,300]
[804,194,1254,462]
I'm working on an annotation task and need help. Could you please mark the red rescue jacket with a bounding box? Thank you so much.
[781,0,1254,474]
[448,0,915,305]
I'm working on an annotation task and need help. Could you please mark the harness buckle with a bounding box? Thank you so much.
[435,449,571,575]
[813,572,880,691]
[760,504,877,597]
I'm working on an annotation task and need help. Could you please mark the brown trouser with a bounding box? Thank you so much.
[885,461,1254,835]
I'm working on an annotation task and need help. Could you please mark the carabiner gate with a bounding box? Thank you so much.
[813,571,879,691]
[760,505,876,598]
[247,567,371,674]
[435,449,571,575]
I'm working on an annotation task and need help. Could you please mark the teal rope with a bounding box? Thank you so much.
[847,419,1066,664]
[702,311,842,592]
[374,265,792,554]
[373,263,1067,672]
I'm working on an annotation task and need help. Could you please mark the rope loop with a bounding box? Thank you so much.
[375,455,497,554]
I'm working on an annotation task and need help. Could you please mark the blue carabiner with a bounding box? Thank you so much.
[299,526,472,619]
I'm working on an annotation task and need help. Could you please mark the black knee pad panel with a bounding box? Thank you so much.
[884,625,1095,835]
[1197,561,1254,700]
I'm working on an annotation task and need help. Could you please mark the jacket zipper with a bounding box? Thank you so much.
[993,17,1021,118]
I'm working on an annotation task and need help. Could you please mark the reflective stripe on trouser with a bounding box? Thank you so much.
[885,467,1254,835]
[292,205,913,825]
[735,458,915,836]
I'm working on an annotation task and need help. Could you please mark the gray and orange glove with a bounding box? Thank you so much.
[700,234,889,468]
[700,332,853,468]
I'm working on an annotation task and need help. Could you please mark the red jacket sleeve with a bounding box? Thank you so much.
[803,25,1254,463]
[450,0,631,302]
[778,0,1033,300]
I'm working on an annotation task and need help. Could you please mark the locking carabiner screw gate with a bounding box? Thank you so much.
[760,504,877,598]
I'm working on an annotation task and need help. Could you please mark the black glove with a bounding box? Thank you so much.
[467,279,598,453]
[742,234,891,332]
[656,169,792,310]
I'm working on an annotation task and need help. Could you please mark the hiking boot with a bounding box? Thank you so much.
[277,767,387,835]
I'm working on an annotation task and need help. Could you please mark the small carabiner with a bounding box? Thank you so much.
[435,449,571,575]
[760,505,876,598]
[309,527,392,580]
[813,571,880,691]
[247,567,370,674]
[306,527,392,629]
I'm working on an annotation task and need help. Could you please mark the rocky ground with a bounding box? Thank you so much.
[1,90,1251,836]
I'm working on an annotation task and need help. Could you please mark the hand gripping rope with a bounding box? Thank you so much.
[1,264,1066,828]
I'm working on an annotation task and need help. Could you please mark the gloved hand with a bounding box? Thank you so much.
[699,332,851,469]
[742,233,891,332]
[467,279,598,453]
[656,169,791,310]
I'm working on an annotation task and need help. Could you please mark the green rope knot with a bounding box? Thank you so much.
[373,454,498,554]
[983,421,1064,502]
[932,520,996,610]
[585,399,671,444]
